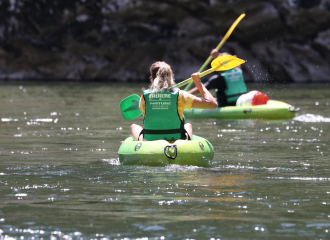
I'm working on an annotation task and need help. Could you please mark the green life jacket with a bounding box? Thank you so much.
[221,68,247,104]
[142,88,186,141]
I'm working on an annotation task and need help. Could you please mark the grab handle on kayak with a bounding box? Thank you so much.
[164,145,177,160]
[288,105,300,112]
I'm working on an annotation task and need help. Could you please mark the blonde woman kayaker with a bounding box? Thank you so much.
[131,61,217,141]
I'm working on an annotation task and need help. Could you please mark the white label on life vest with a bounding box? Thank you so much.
[149,93,171,109]
[150,101,171,109]
[149,93,171,100]
[226,71,241,82]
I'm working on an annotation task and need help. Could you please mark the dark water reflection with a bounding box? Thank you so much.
[0,82,329,239]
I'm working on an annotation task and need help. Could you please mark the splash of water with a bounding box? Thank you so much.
[294,114,330,122]
[102,158,121,165]
[165,164,200,172]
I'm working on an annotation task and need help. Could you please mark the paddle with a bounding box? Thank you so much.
[183,13,245,91]
[120,55,245,120]
[120,94,141,120]
[169,55,245,89]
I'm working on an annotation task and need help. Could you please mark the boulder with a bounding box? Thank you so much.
[0,0,329,82]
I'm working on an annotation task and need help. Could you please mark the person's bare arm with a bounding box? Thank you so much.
[187,87,200,95]
[191,73,217,109]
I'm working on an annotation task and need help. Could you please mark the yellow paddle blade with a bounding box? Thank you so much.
[211,55,245,71]
[172,55,245,88]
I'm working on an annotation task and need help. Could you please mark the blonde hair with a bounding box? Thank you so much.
[149,61,175,92]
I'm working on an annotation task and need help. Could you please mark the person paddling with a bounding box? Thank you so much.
[188,49,247,107]
[131,61,217,141]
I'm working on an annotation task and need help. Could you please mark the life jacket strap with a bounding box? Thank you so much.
[142,129,182,134]
[139,128,191,140]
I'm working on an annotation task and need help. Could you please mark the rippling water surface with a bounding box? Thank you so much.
[0,82,329,239]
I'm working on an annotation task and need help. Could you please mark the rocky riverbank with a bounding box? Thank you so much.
[0,0,329,82]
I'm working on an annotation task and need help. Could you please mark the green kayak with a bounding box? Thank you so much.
[118,135,214,167]
[184,100,299,120]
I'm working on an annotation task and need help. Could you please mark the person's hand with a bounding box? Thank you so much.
[210,49,219,58]
[191,72,200,82]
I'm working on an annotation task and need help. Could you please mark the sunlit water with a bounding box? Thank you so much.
[0,82,329,239]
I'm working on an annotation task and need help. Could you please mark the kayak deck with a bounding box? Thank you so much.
[118,135,214,167]
[183,100,299,120]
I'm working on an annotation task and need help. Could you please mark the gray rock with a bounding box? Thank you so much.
[0,0,329,82]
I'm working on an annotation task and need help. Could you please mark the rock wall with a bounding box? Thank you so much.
[0,0,330,83]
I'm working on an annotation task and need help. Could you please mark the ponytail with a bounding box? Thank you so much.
[149,62,175,92]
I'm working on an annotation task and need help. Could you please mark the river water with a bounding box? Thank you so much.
[0,82,329,240]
